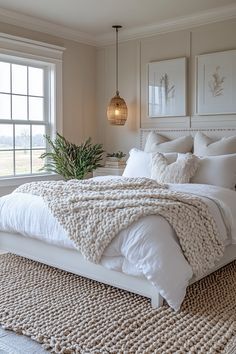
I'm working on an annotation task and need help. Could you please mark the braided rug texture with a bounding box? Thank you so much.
[15,178,224,277]
[0,254,235,354]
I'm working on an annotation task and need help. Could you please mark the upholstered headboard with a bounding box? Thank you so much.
[140,128,236,150]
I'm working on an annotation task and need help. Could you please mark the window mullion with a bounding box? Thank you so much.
[30,124,32,174]
[44,66,50,158]
[13,124,16,176]
[10,63,12,120]
[27,66,29,121]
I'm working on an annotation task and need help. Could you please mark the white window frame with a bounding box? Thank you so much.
[0,33,65,187]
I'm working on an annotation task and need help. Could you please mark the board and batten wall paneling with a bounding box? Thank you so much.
[96,19,236,154]
[191,20,236,129]
[140,30,191,129]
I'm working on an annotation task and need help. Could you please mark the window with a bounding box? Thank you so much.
[0,33,64,180]
[0,60,49,177]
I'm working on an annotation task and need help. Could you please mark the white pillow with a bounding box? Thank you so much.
[144,131,193,153]
[122,148,177,178]
[194,132,236,156]
[123,149,151,178]
[151,153,199,184]
[123,149,236,189]
[191,154,236,190]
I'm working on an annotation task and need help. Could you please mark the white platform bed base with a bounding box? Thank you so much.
[0,231,235,308]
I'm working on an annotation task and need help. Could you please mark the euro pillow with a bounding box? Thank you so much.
[194,132,236,156]
[151,153,199,184]
[122,148,151,178]
[122,148,177,178]
[144,131,193,153]
[191,154,236,190]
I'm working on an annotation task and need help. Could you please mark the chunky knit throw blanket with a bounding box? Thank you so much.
[15,177,224,277]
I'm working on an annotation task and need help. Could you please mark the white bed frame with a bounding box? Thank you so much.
[0,127,236,308]
[0,232,235,308]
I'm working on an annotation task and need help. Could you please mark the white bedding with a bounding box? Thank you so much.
[0,176,235,310]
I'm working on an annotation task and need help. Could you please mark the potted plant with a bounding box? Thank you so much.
[40,133,104,180]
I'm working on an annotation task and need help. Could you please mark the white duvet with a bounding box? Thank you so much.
[0,176,236,310]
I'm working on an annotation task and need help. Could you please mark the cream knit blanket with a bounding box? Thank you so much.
[15,178,224,277]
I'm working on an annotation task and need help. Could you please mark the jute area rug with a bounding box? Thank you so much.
[0,254,235,354]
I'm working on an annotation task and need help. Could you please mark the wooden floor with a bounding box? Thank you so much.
[0,327,48,354]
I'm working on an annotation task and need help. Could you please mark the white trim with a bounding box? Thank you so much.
[0,33,65,62]
[0,33,63,134]
[0,4,235,46]
[96,4,236,46]
[97,3,236,46]
[0,33,64,178]
[0,33,65,56]
[54,60,63,134]
[141,116,190,129]
[137,41,141,129]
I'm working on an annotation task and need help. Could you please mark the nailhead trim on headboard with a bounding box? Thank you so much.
[140,128,236,149]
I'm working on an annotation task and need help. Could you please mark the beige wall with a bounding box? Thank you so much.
[0,21,97,144]
[96,19,236,154]
[96,40,140,153]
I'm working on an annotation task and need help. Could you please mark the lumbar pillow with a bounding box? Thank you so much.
[194,132,236,156]
[191,153,236,190]
[151,152,199,184]
[144,131,193,153]
[122,148,177,178]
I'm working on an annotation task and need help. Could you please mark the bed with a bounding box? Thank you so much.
[0,128,236,310]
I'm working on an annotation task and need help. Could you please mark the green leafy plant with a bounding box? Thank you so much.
[107,151,126,159]
[40,133,104,180]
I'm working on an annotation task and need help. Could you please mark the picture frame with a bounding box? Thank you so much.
[196,50,236,115]
[148,57,186,118]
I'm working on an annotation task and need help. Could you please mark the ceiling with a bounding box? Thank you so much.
[0,0,235,45]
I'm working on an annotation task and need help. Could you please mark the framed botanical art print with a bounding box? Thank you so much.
[148,57,186,117]
[196,50,236,115]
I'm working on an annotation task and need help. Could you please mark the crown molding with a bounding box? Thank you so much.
[0,4,235,47]
[0,32,65,52]
[0,7,97,46]
[0,32,65,62]
[96,3,236,46]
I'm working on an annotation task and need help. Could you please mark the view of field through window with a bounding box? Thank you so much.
[0,61,49,177]
[0,124,46,176]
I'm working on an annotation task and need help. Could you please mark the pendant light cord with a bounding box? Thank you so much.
[112,25,122,96]
[116,27,119,95]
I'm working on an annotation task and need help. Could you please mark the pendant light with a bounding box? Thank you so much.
[107,25,128,126]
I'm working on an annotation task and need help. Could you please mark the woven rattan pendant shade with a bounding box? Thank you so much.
[107,91,128,125]
[107,25,128,126]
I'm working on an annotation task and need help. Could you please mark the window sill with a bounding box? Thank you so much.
[0,174,62,188]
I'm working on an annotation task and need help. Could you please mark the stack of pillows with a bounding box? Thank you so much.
[123,131,236,190]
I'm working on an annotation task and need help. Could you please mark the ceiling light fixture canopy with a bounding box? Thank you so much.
[107,25,128,126]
